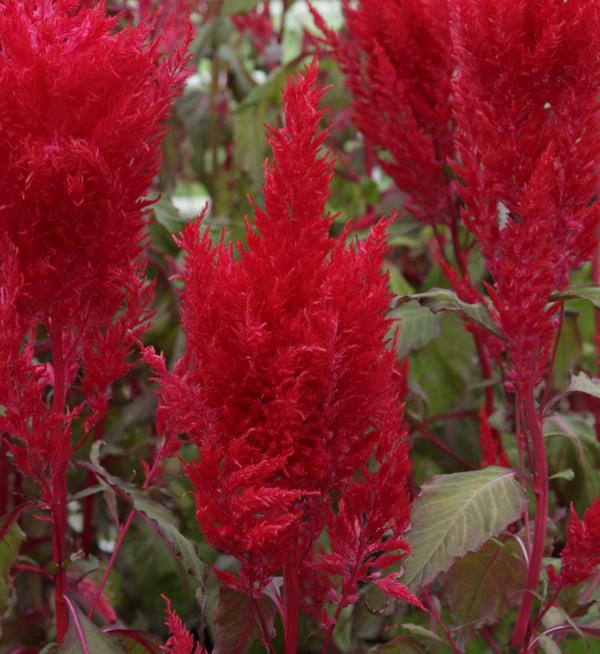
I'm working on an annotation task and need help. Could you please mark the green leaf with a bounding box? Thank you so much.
[232,104,267,189]
[544,413,600,512]
[367,638,428,654]
[57,598,125,654]
[401,467,526,589]
[80,444,205,584]
[408,313,475,417]
[399,623,445,644]
[213,586,276,654]
[551,285,600,308]
[104,629,162,654]
[443,538,526,646]
[394,288,502,338]
[0,512,25,628]
[567,371,600,399]
[389,301,441,357]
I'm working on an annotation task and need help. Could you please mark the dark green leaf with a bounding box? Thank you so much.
[443,538,525,646]
[57,598,125,654]
[394,288,502,337]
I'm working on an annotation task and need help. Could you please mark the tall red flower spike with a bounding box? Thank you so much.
[149,60,413,636]
[451,0,600,392]
[0,0,188,474]
[451,0,600,646]
[313,0,454,225]
[0,0,188,640]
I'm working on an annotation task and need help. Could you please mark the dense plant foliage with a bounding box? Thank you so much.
[1,1,600,653]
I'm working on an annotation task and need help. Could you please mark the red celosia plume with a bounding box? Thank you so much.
[162,595,202,654]
[0,0,188,478]
[552,500,600,587]
[450,0,600,390]
[149,60,413,605]
[313,0,454,225]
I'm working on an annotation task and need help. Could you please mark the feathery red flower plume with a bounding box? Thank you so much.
[552,500,600,587]
[162,595,202,654]
[313,0,454,225]
[0,0,188,470]
[149,60,412,605]
[450,0,600,390]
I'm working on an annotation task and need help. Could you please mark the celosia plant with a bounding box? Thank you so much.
[451,0,600,646]
[148,60,418,652]
[0,0,187,641]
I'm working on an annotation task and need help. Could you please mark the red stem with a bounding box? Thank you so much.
[51,331,69,643]
[511,383,549,648]
[82,417,104,556]
[87,509,135,619]
[283,552,299,654]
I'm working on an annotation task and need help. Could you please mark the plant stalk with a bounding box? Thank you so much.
[51,331,69,643]
[511,383,549,648]
[283,553,299,654]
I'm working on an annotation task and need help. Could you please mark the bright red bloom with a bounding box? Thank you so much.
[0,0,187,480]
[552,500,600,587]
[150,61,411,593]
[478,405,509,468]
[451,0,600,391]
[307,411,422,630]
[162,595,202,654]
[313,0,454,225]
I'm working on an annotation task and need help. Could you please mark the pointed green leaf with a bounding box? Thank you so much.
[57,598,125,654]
[104,629,162,654]
[78,444,205,584]
[394,288,502,338]
[551,285,600,308]
[443,538,526,646]
[389,301,441,357]
[401,467,526,589]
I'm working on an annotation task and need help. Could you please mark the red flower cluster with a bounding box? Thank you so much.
[162,596,202,654]
[0,0,187,482]
[451,0,600,390]
[313,0,454,225]
[552,501,600,587]
[150,61,412,601]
